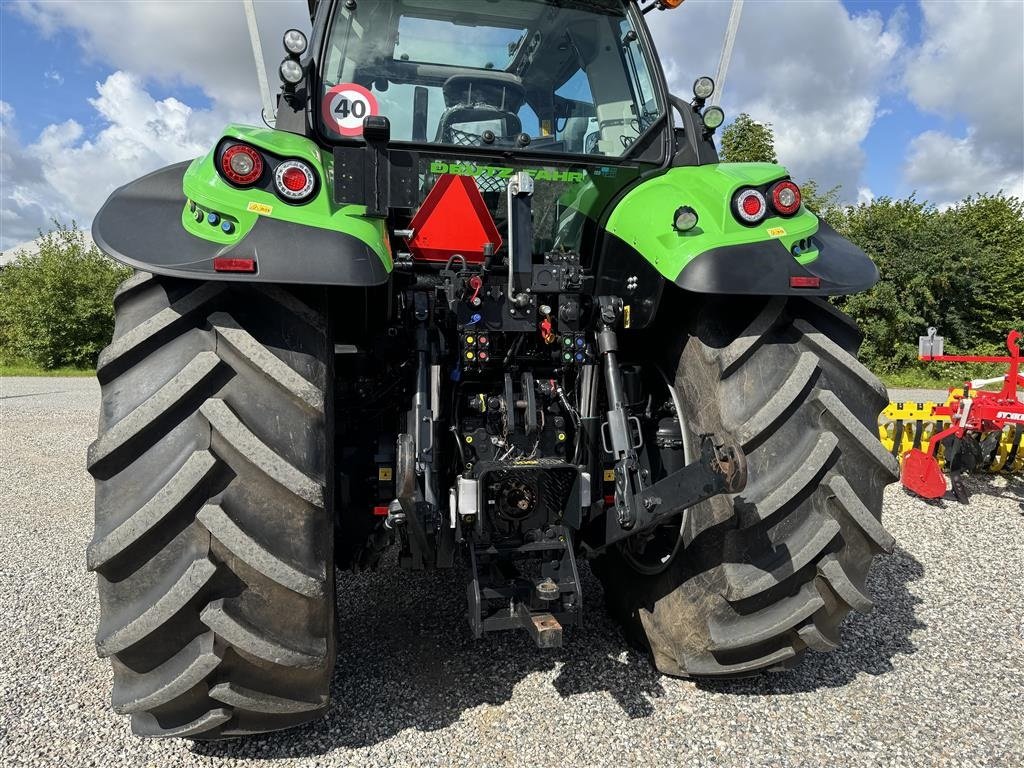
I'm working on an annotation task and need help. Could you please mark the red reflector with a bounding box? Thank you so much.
[603,495,616,507]
[213,257,256,273]
[790,276,821,288]
[281,166,308,192]
[372,505,389,517]
[407,175,503,262]
[742,195,763,217]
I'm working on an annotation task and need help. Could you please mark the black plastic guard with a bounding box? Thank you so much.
[674,220,879,296]
[92,161,390,286]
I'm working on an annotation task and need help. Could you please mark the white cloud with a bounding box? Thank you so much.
[901,0,1024,202]
[905,130,1023,206]
[650,0,903,201]
[1,101,67,249]
[1,74,233,250]
[857,187,875,205]
[13,0,309,113]
[3,0,311,250]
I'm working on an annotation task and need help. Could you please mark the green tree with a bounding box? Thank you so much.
[719,113,778,164]
[832,197,942,371]
[0,223,130,369]
[799,179,843,218]
[834,192,1024,376]
[940,194,1024,345]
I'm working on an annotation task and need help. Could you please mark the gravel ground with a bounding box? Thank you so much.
[2,376,1023,767]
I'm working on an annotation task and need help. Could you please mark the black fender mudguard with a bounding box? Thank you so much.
[673,220,879,296]
[92,162,390,286]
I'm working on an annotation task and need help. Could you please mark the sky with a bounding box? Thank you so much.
[1,0,1022,251]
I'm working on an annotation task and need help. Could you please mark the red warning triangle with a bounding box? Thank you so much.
[407,175,503,263]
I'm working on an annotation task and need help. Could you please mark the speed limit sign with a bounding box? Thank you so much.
[322,83,379,136]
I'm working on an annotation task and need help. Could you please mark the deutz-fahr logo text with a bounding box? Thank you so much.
[430,160,585,184]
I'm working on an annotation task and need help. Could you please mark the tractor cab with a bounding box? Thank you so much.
[290,0,679,278]
[313,0,668,159]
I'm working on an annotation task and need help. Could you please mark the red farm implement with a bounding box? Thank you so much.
[900,328,1024,502]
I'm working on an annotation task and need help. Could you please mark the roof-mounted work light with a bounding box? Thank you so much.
[283,29,308,57]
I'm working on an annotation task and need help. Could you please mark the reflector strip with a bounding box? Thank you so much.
[213,257,256,273]
[372,506,389,517]
[790,276,821,288]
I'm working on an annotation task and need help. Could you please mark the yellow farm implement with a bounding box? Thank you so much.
[879,391,1024,475]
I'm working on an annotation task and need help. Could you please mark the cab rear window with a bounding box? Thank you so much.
[319,0,663,158]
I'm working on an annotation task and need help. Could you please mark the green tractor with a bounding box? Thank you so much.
[88,0,897,739]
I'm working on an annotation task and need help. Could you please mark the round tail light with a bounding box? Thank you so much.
[220,144,263,186]
[770,180,802,216]
[734,188,767,224]
[273,159,316,202]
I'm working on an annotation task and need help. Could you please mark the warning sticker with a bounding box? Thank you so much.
[247,201,273,215]
[766,226,787,237]
[322,83,379,137]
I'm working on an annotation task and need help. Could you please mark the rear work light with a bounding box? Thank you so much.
[770,180,802,216]
[220,144,263,186]
[734,188,767,224]
[273,159,316,202]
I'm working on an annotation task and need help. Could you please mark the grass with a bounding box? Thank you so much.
[879,370,957,390]
[879,362,1009,391]
[0,360,95,378]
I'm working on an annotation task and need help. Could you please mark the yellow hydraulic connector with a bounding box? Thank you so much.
[878,392,1024,473]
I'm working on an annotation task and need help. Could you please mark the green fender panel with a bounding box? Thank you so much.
[605,163,819,276]
[92,124,393,285]
[604,163,879,296]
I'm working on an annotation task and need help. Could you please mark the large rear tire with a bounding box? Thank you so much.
[87,272,335,737]
[595,296,898,677]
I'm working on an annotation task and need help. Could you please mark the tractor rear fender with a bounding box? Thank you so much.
[91,124,392,286]
[604,163,878,296]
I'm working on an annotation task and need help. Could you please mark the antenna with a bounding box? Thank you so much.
[242,0,277,126]
[712,0,744,108]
